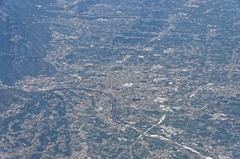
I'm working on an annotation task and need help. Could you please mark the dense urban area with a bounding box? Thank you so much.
[1,0,240,158]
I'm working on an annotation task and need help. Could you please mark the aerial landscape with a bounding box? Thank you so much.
[0,0,240,158]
